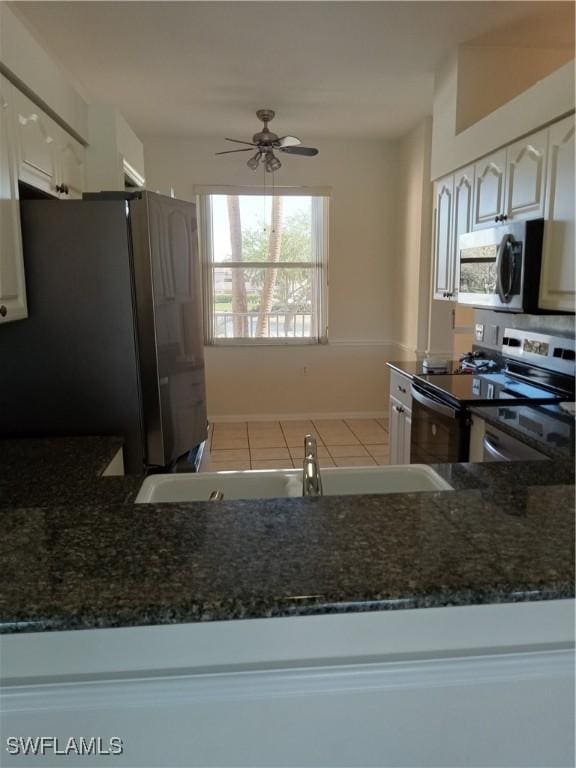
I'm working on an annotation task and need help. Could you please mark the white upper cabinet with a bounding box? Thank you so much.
[432,175,454,299]
[504,129,548,221]
[54,126,85,199]
[472,129,548,230]
[13,88,58,196]
[451,164,474,299]
[432,166,473,301]
[472,148,506,229]
[0,76,27,323]
[13,88,85,199]
[538,115,575,313]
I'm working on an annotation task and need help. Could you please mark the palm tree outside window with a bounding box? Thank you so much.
[198,188,329,344]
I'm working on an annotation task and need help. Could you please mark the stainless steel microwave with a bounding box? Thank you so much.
[456,219,544,311]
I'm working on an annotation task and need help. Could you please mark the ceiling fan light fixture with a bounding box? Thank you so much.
[265,152,281,173]
[246,152,260,171]
[216,110,318,169]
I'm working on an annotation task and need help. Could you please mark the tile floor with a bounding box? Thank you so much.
[202,418,389,471]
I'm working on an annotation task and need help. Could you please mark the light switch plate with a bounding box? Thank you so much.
[475,323,485,342]
[489,325,499,345]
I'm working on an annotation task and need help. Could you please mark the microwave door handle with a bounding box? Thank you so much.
[411,386,457,420]
[504,242,516,299]
[495,234,513,303]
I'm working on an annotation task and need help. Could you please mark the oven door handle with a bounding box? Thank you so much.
[483,435,513,461]
[411,385,458,420]
[496,234,514,303]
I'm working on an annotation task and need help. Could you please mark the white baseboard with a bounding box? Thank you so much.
[207,411,389,423]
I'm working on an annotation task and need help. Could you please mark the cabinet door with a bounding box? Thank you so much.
[432,175,454,299]
[539,116,575,312]
[0,76,27,323]
[55,128,85,199]
[505,129,547,221]
[388,395,404,465]
[13,89,58,195]
[451,165,474,300]
[401,406,412,464]
[472,149,506,229]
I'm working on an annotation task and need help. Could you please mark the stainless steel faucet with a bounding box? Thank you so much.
[302,434,323,497]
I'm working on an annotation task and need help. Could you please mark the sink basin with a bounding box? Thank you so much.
[136,470,300,503]
[135,464,452,503]
[320,465,452,495]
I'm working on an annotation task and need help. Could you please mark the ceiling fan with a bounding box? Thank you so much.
[215,109,319,172]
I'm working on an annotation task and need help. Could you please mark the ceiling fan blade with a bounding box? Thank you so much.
[225,138,257,146]
[279,146,319,156]
[276,135,301,148]
[215,148,255,155]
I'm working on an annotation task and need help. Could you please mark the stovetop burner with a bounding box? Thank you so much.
[458,352,502,374]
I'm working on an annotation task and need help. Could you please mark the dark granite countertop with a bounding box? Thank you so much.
[469,404,575,461]
[0,437,142,508]
[387,359,462,378]
[0,448,573,634]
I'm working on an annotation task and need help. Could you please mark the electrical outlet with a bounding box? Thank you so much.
[475,323,485,342]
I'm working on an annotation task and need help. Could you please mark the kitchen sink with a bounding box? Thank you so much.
[135,464,452,503]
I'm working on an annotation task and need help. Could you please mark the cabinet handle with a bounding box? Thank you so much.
[0,305,7,317]
[398,385,407,394]
[494,214,509,223]
[56,184,70,195]
[394,405,404,414]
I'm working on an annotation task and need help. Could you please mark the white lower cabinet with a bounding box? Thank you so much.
[388,370,412,464]
[0,75,27,323]
[389,395,412,465]
[1,603,574,767]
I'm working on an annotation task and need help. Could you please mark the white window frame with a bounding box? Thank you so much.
[197,185,329,346]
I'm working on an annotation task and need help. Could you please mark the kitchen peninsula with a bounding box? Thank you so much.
[1,436,574,767]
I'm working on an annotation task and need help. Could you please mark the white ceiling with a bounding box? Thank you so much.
[12,1,574,141]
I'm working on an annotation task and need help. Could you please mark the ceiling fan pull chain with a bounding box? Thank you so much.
[263,162,267,233]
[271,169,275,234]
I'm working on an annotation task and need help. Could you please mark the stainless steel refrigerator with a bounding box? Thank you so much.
[0,191,207,474]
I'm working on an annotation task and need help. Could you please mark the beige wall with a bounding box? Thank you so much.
[456,45,573,133]
[394,117,433,356]
[432,55,575,179]
[144,135,402,419]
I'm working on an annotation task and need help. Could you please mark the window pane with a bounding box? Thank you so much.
[211,195,314,263]
[213,266,315,339]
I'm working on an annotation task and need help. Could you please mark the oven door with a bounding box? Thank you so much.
[410,384,470,463]
[456,224,524,310]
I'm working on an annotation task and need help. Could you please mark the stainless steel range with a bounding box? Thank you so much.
[410,330,575,464]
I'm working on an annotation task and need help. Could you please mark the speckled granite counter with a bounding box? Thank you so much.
[0,457,573,634]
[0,437,141,508]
